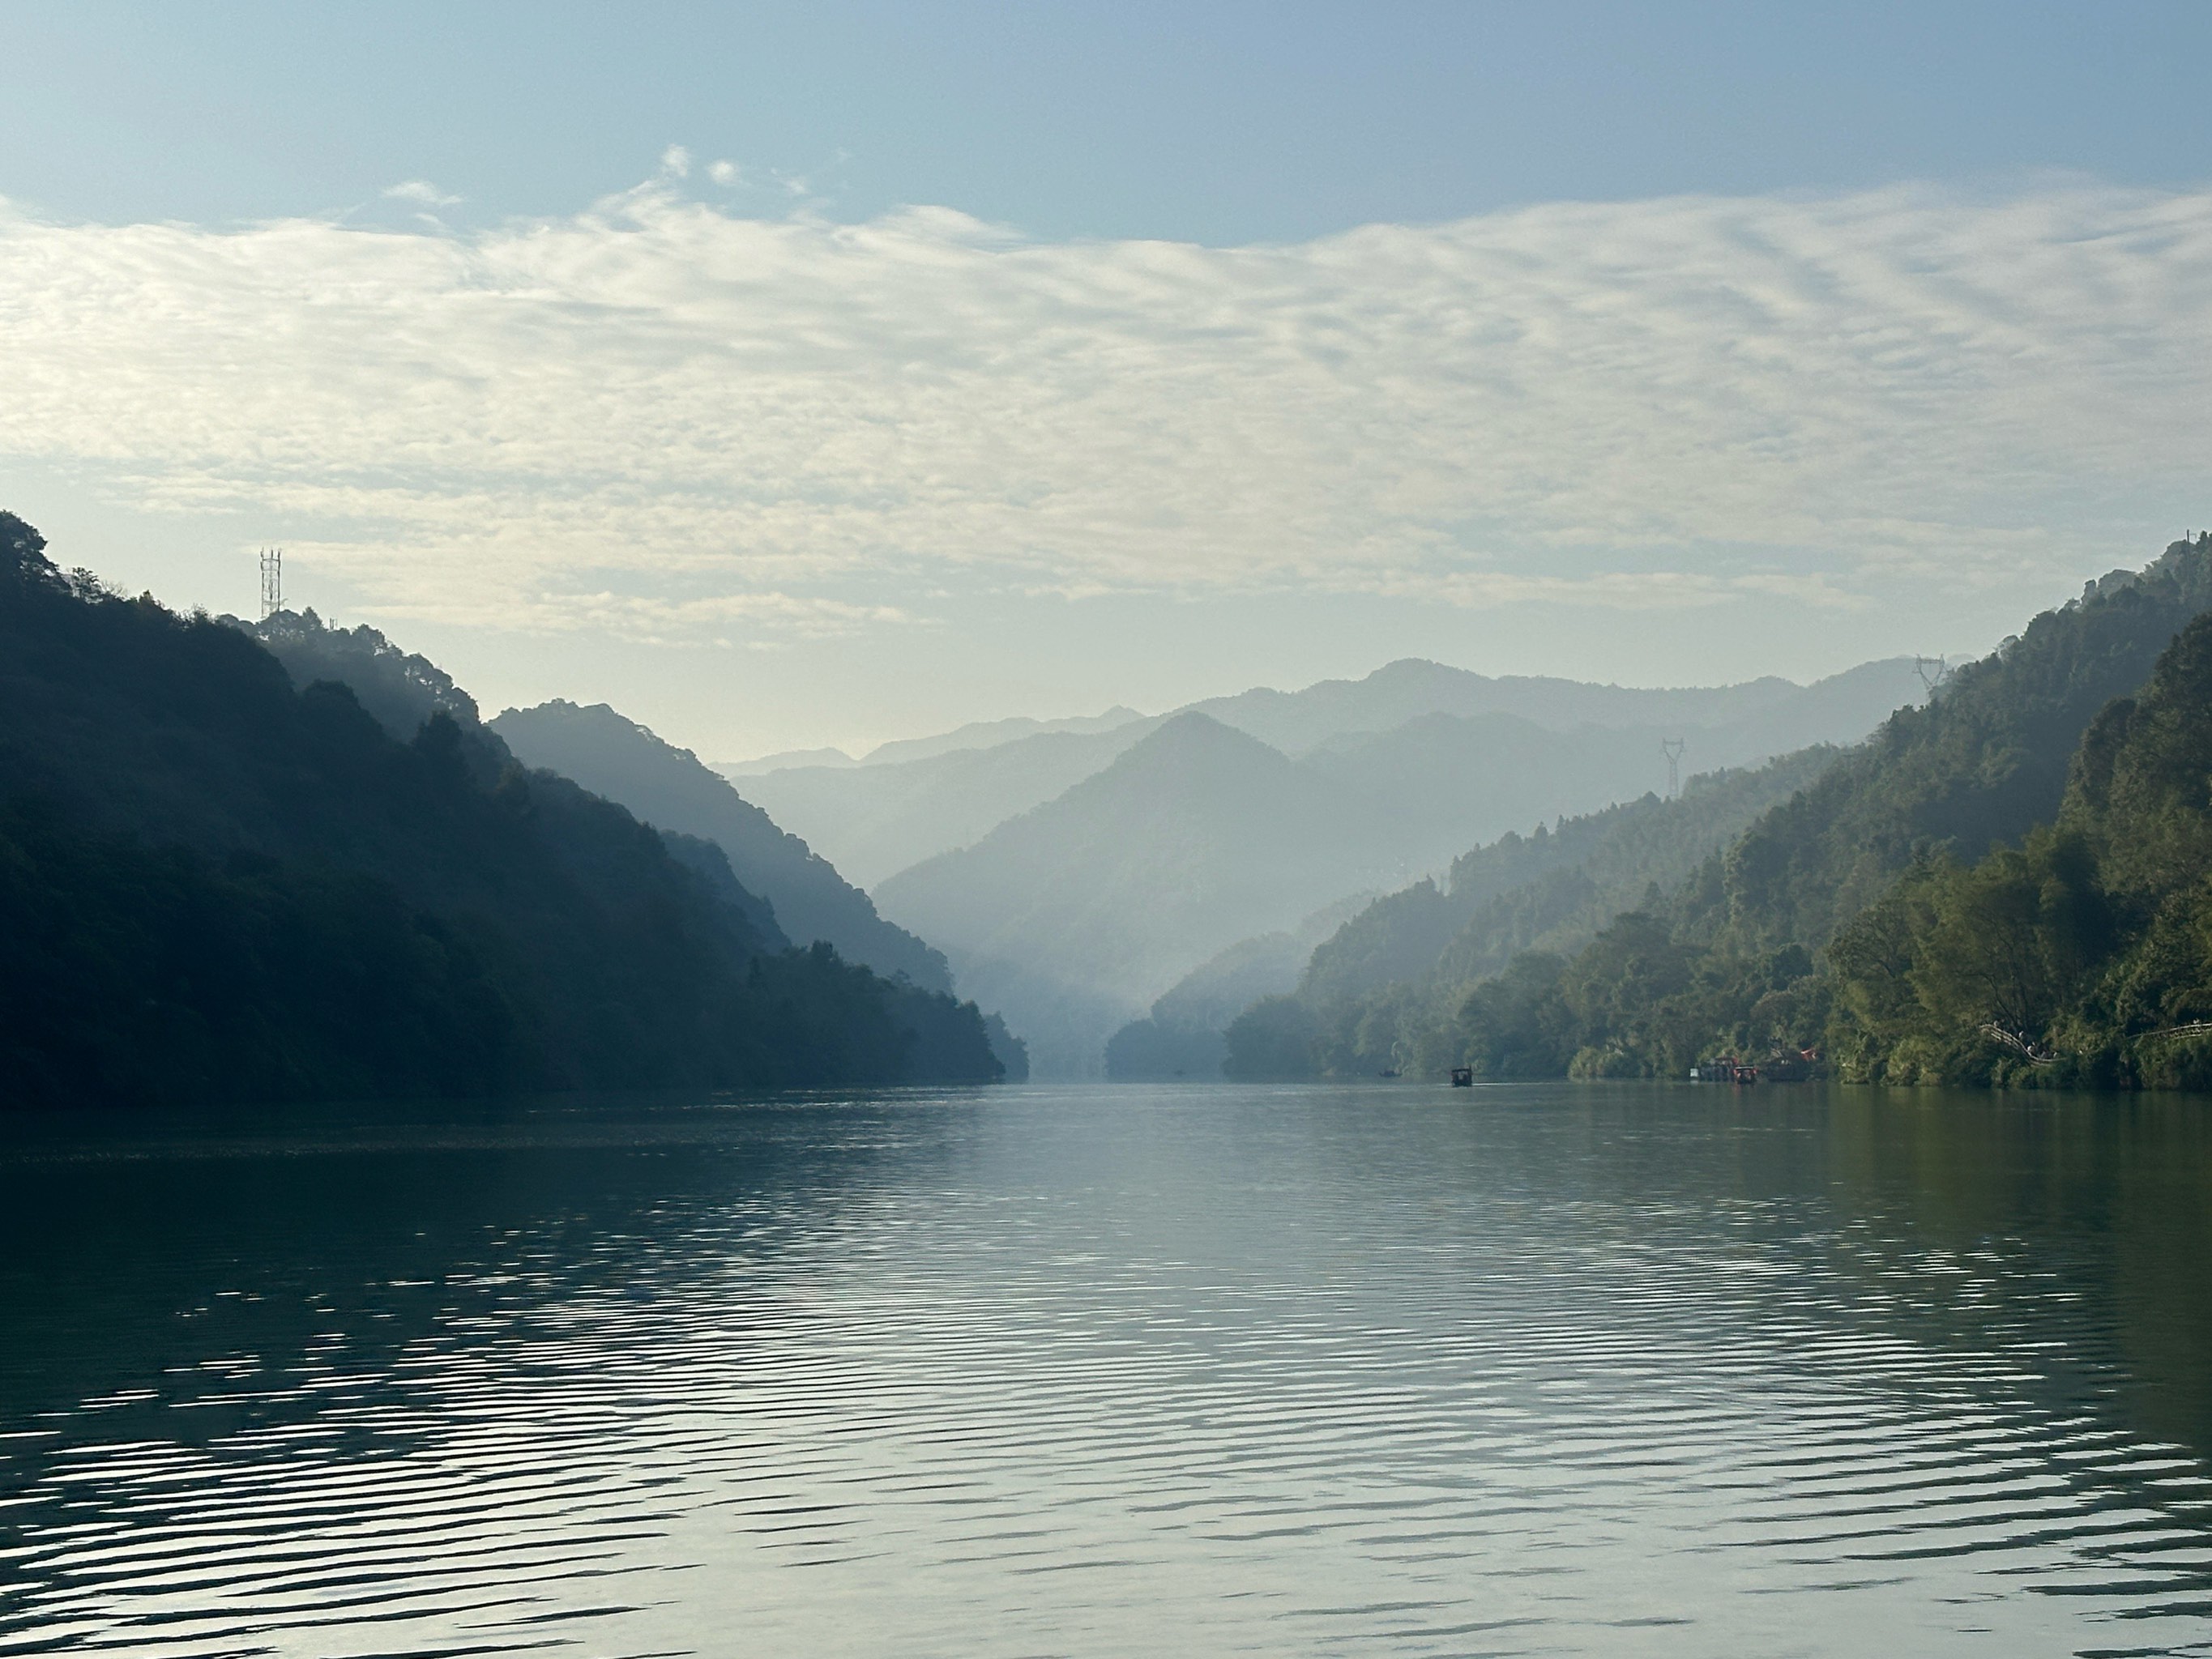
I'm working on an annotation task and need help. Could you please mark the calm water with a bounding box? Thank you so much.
[2,1082,2210,1657]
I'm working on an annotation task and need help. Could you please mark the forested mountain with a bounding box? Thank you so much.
[735,657,1923,892]
[1315,745,1843,1005]
[1104,893,1374,1081]
[1223,534,2212,1086]
[878,675,1907,1077]
[489,700,952,992]
[1203,746,1836,1079]
[1827,603,2212,1089]
[0,514,1004,1107]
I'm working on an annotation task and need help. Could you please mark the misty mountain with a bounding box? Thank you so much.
[875,713,1377,1076]
[720,745,858,776]
[490,700,954,993]
[717,707,1145,779]
[1305,744,1842,1013]
[875,659,1925,1075]
[1104,894,1374,1081]
[250,608,486,737]
[738,721,1164,890]
[856,706,1147,768]
[1181,655,1922,756]
[735,657,1923,889]
[1224,533,2212,1085]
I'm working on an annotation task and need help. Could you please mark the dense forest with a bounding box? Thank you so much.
[1227,535,2212,1089]
[0,514,1005,1107]
[488,699,958,993]
[1223,745,1842,1078]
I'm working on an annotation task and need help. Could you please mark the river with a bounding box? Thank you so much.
[2,1081,2209,1656]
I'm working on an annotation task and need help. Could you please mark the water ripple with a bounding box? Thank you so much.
[1,1084,2210,1656]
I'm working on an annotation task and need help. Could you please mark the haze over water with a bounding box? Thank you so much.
[3,1082,2210,1657]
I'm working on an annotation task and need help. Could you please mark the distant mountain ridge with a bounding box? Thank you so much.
[877,713,1373,1076]
[874,652,1925,1077]
[741,657,1926,889]
[856,706,1147,768]
[738,723,1166,890]
[1179,656,1918,757]
[1219,533,2212,1085]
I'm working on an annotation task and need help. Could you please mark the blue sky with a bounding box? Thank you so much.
[2,3,2209,758]
[7,2,2210,241]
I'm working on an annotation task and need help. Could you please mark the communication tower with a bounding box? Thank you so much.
[258,548,283,621]
[1662,737,1686,800]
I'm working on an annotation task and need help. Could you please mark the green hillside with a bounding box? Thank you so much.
[0,514,1003,1107]
[1228,533,2212,1086]
[1223,746,1840,1079]
[1830,605,2212,1088]
[489,699,954,992]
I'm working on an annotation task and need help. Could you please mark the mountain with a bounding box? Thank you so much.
[1826,560,2212,1088]
[1219,745,1841,1079]
[737,721,1164,889]
[0,513,1003,1106]
[732,657,1920,892]
[1182,655,1924,757]
[719,745,857,776]
[856,706,1147,767]
[489,700,953,992]
[1104,893,1374,1081]
[1226,533,2212,1085]
[876,713,1375,1076]
[874,662,1923,1076]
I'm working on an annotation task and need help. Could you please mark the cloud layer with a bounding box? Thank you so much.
[2,178,2207,639]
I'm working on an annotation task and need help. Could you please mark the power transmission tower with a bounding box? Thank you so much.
[258,548,283,621]
[1662,737,1686,800]
[1914,655,1949,698]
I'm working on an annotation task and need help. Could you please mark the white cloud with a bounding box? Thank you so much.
[707,160,742,188]
[660,144,691,178]
[380,180,463,207]
[0,179,2206,643]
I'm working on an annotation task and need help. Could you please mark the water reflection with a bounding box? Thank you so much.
[0,1084,2208,1657]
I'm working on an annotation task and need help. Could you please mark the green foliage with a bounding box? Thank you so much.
[0,512,1002,1107]
[1103,1017,1227,1079]
[488,699,955,992]
[1450,951,1572,1079]
[1828,596,2212,1090]
[1222,995,1323,1080]
[1228,745,1839,1079]
[1231,533,2212,1090]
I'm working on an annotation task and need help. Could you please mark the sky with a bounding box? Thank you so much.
[2,2,2209,761]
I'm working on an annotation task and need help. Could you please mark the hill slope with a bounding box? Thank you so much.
[490,700,952,992]
[734,723,1162,889]
[875,713,1373,1074]
[878,665,1923,1075]
[0,513,1002,1106]
[1228,533,2212,1085]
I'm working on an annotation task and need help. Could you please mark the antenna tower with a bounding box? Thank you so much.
[1661,737,1686,800]
[258,548,283,621]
